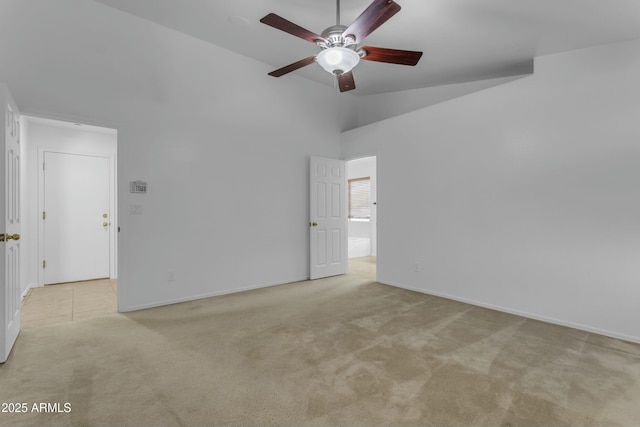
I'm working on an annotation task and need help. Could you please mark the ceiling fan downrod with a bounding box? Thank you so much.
[321,0,352,48]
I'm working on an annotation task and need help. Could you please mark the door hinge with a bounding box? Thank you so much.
[42,211,46,220]
[43,260,46,269]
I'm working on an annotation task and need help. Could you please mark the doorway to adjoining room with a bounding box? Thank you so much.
[26,116,118,287]
[20,116,118,326]
[346,156,376,280]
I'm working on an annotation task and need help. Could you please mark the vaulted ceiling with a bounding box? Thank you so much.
[95,0,640,96]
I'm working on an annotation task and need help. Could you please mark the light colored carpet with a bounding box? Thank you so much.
[1,258,639,426]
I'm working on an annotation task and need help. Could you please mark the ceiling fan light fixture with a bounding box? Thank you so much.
[316,47,360,76]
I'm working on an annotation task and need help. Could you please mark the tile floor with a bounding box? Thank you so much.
[21,279,118,329]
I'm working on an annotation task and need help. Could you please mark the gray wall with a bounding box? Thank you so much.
[0,0,357,310]
[342,39,640,343]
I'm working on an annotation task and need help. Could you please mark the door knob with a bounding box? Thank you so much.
[0,234,4,242]
[103,222,109,227]
[310,222,318,227]
[6,234,20,241]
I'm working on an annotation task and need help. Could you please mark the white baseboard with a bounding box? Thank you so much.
[21,283,41,300]
[118,276,309,313]
[378,279,640,345]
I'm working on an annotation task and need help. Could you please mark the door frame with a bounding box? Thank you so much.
[40,150,113,285]
[36,141,117,286]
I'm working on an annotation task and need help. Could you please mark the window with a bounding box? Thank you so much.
[348,177,371,219]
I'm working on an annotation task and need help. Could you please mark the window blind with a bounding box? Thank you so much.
[349,177,371,219]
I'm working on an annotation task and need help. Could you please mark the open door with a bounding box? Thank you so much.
[309,157,347,279]
[1,85,21,363]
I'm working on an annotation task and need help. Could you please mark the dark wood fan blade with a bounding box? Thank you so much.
[268,55,317,77]
[338,71,356,92]
[260,13,327,44]
[359,46,423,65]
[342,0,401,44]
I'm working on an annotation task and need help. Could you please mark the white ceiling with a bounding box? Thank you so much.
[95,0,640,96]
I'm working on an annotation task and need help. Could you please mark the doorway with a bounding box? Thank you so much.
[346,156,377,278]
[25,116,118,288]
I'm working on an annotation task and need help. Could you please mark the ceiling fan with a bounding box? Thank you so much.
[260,0,423,92]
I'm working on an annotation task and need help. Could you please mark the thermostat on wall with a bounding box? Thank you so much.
[129,180,147,193]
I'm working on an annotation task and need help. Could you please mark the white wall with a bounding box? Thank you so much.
[347,156,377,257]
[342,38,640,343]
[0,0,358,311]
[351,75,527,130]
[22,117,117,295]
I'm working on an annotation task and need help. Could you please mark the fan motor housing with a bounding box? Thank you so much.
[319,25,356,48]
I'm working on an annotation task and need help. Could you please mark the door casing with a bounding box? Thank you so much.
[33,122,117,287]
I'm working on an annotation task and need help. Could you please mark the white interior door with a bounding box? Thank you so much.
[43,152,110,284]
[1,88,21,363]
[310,156,347,280]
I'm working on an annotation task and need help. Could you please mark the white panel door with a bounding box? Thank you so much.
[43,152,110,284]
[1,89,21,363]
[310,157,347,280]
